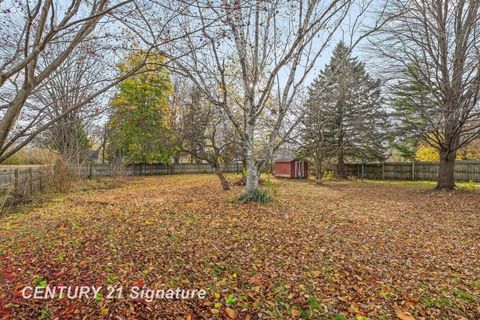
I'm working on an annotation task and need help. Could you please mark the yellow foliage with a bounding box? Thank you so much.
[415,144,439,161]
[415,140,480,161]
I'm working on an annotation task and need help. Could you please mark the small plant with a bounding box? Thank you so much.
[239,188,271,203]
[225,294,236,306]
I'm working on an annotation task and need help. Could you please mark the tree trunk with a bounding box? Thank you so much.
[315,157,323,184]
[436,149,456,190]
[215,170,230,190]
[244,122,259,193]
[174,154,180,164]
[242,153,247,177]
[337,151,346,179]
[0,87,30,151]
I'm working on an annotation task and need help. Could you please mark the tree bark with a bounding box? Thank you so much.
[0,87,31,149]
[436,149,456,190]
[244,122,259,193]
[215,170,230,190]
[315,156,323,184]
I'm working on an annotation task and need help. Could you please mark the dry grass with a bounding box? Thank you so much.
[0,174,479,319]
[1,148,58,165]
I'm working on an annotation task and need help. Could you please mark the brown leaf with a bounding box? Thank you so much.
[395,308,416,320]
[225,307,236,318]
[291,309,301,317]
[404,300,417,308]
[250,274,262,285]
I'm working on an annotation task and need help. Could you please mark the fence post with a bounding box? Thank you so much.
[412,161,415,181]
[381,162,385,180]
[88,163,93,180]
[361,161,365,182]
[28,168,33,194]
[14,168,19,194]
[39,168,43,191]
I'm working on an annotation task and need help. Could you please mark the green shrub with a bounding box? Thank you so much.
[239,188,271,203]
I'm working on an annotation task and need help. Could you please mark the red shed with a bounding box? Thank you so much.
[274,158,308,179]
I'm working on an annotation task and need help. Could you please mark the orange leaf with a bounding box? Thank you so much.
[395,308,416,320]
[225,307,236,318]
[291,309,301,317]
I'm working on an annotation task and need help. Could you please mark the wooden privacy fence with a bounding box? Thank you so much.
[0,165,52,197]
[84,162,243,177]
[342,160,480,182]
[0,162,244,198]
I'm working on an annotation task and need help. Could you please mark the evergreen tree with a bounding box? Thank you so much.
[389,66,433,161]
[301,42,387,180]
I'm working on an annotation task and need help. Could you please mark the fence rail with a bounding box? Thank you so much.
[0,162,244,198]
[341,160,480,182]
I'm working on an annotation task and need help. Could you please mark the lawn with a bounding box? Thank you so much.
[0,174,479,319]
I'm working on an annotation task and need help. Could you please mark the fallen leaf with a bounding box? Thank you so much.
[395,308,416,320]
[225,307,236,318]
[291,309,301,317]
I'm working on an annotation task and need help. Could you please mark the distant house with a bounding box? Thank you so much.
[274,157,308,179]
[86,150,100,162]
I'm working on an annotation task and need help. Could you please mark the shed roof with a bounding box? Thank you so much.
[274,157,295,162]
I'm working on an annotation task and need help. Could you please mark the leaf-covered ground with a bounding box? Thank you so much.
[0,174,479,319]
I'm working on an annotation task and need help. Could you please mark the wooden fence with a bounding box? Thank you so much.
[342,160,480,182]
[85,162,243,177]
[0,165,52,198]
[0,162,244,199]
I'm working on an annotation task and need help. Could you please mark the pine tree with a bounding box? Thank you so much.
[301,42,387,180]
[390,66,433,161]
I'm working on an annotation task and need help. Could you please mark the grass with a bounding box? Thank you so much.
[0,174,479,319]
[361,178,480,190]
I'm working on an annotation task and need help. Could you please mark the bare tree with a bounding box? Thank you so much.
[0,0,138,159]
[0,0,200,162]
[373,0,480,189]
[33,41,107,164]
[163,0,357,193]
[171,78,240,190]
